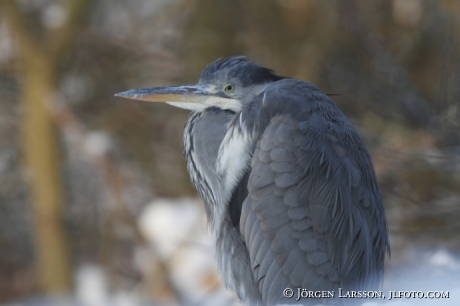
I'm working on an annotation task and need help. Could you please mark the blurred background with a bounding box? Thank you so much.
[0,0,460,305]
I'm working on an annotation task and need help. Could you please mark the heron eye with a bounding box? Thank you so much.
[224,84,234,92]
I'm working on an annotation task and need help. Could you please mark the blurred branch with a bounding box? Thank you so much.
[0,0,92,62]
[48,0,92,62]
[0,0,43,59]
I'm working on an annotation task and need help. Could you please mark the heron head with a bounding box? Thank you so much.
[115,56,283,112]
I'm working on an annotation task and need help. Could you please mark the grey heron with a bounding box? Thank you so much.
[116,56,389,305]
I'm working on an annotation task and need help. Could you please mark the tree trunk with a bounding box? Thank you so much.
[0,0,91,293]
[22,54,72,292]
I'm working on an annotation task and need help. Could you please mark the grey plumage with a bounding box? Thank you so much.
[116,56,390,305]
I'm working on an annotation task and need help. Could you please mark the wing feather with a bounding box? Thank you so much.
[239,84,388,303]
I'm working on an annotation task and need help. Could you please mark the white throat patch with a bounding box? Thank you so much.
[167,97,241,112]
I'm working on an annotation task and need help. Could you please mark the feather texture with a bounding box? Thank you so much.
[238,79,389,304]
[182,63,389,305]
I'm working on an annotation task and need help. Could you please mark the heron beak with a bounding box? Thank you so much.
[115,85,241,112]
[115,85,214,103]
